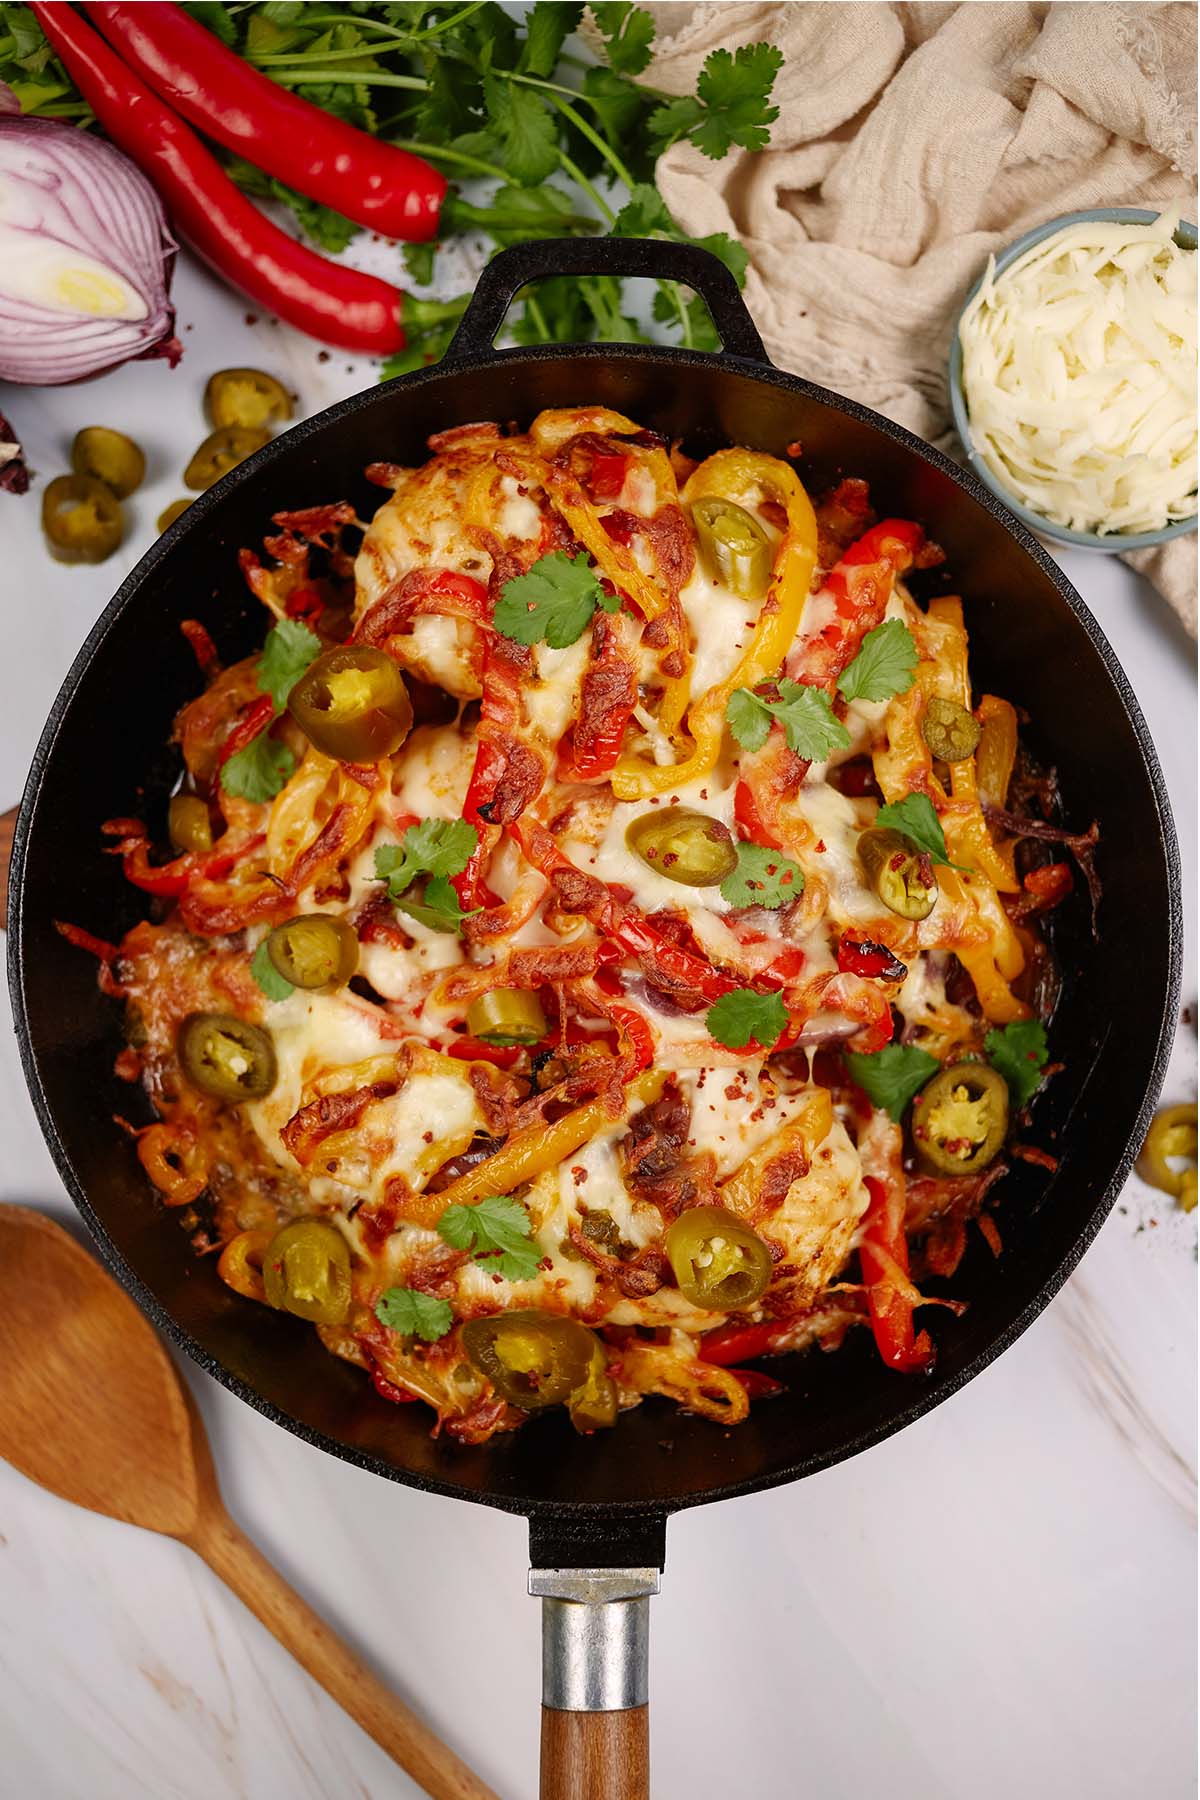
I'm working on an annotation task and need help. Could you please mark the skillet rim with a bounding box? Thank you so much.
[7,339,1184,1527]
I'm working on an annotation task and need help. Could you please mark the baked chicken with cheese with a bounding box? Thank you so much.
[71,408,1083,1443]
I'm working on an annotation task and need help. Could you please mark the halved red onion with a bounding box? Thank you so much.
[0,116,181,384]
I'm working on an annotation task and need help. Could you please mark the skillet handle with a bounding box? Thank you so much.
[530,1567,658,1800]
[0,805,15,931]
[443,236,768,364]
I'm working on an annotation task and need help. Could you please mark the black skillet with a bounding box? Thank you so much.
[7,239,1182,1800]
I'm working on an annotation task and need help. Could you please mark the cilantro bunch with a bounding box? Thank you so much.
[1,3,782,370]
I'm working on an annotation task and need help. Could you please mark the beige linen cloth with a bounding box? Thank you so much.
[632,2,1198,633]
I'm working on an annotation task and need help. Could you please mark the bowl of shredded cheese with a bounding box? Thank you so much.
[950,207,1197,550]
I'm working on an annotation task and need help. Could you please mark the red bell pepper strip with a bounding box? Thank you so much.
[179,618,218,678]
[454,636,547,909]
[836,936,908,982]
[860,1174,934,1374]
[728,1367,786,1400]
[217,693,275,771]
[284,585,324,628]
[86,2,445,243]
[558,614,638,783]
[588,448,630,501]
[445,1036,522,1071]
[31,4,408,355]
[699,1320,792,1365]
[792,519,926,693]
[510,818,738,1006]
[369,1365,418,1405]
[606,1005,656,1073]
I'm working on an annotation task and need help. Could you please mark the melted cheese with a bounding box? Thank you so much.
[678,562,756,698]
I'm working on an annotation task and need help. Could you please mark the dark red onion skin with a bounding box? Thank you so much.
[0,412,29,493]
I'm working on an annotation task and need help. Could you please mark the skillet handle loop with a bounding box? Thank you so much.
[531,1567,658,1800]
[442,236,768,364]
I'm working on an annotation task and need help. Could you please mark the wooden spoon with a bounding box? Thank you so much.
[0,1204,500,1800]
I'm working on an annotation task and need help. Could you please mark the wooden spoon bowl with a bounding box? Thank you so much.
[0,1204,498,1800]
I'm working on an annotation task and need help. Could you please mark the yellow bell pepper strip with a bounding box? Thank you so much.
[926,598,1018,893]
[612,451,819,798]
[975,694,1019,811]
[428,1069,666,1214]
[933,868,1028,1024]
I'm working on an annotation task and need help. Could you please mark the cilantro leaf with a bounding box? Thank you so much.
[520,1,583,78]
[256,617,322,710]
[691,43,782,158]
[984,1019,1049,1108]
[438,1193,543,1282]
[402,241,437,285]
[395,874,479,935]
[250,939,294,1003]
[224,156,359,254]
[837,621,919,705]
[720,842,805,910]
[647,94,704,153]
[483,70,559,186]
[726,679,852,762]
[843,1043,940,1123]
[375,823,479,932]
[592,1,656,75]
[706,987,788,1052]
[220,734,295,804]
[610,184,674,238]
[579,64,647,148]
[374,1287,454,1342]
[873,794,956,868]
[493,551,618,647]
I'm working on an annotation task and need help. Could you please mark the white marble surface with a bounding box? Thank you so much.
[0,245,1196,1800]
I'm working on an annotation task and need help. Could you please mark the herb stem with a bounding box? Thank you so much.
[555,149,617,226]
[260,67,429,91]
[387,139,509,182]
[523,294,553,342]
[549,93,636,191]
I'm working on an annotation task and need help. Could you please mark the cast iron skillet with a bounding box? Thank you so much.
[8,239,1182,1799]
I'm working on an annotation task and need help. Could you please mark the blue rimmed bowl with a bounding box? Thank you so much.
[948,206,1198,552]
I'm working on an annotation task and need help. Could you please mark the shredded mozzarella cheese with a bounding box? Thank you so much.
[958,212,1196,534]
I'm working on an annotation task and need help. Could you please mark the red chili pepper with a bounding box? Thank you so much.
[836,936,908,982]
[86,3,445,243]
[860,1175,934,1374]
[54,920,121,964]
[217,693,275,771]
[699,1320,791,1365]
[588,449,630,501]
[179,618,218,677]
[733,776,786,852]
[728,1367,786,1400]
[31,4,408,354]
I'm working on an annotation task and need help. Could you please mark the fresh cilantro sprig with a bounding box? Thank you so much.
[873,794,960,869]
[647,43,783,159]
[374,819,479,935]
[374,1287,454,1342]
[493,551,620,649]
[726,679,852,763]
[843,1044,940,1123]
[720,842,805,910]
[250,938,293,1003]
[438,1194,543,1282]
[837,622,919,705]
[985,1020,1049,1108]
[706,987,788,1052]
[220,617,321,803]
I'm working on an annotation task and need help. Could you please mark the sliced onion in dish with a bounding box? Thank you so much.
[0,116,181,384]
[958,211,1196,535]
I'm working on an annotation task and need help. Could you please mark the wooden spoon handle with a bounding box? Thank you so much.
[190,1507,501,1800]
[540,1707,648,1800]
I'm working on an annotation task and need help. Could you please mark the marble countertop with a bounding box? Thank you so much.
[1,247,1195,1800]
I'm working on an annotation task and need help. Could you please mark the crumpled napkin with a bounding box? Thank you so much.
[631,2,1197,633]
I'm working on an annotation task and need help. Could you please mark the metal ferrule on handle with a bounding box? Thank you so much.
[531,1567,659,1710]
